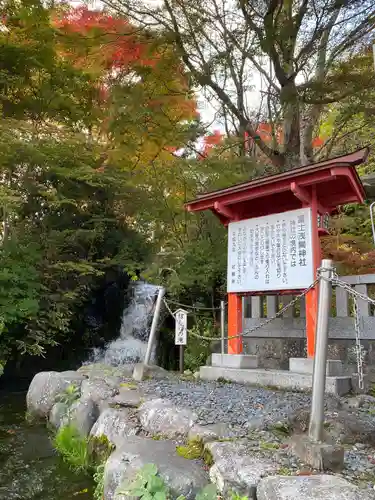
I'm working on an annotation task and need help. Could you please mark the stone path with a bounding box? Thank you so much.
[26,364,375,499]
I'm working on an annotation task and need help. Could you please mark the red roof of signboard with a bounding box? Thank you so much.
[186,148,369,225]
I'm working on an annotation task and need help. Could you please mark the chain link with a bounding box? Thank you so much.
[324,271,370,390]
[167,278,319,342]
[164,298,225,311]
[353,296,365,390]
[165,268,373,390]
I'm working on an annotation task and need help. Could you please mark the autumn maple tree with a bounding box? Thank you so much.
[53,6,198,169]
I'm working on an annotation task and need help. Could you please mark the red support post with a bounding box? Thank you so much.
[305,187,322,358]
[228,293,243,354]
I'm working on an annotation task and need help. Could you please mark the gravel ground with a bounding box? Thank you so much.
[138,378,375,491]
[139,378,333,430]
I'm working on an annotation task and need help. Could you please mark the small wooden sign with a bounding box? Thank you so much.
[175,308,188,345]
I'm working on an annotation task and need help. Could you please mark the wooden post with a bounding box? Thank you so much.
[179,345,184,373]
[305,187,321,358]
[228,293,243,353]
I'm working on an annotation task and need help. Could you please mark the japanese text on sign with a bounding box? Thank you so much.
[175,309,188,345]
[227,208,313,292]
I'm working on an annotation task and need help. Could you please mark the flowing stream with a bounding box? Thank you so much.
[0,282,160,499]
[0,391,93,499]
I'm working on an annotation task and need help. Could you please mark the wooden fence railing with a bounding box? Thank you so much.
[243,274,375,340]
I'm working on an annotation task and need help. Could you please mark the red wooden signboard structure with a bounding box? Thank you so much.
[185,148,369,358]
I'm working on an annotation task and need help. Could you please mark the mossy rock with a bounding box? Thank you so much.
[88,434,114,465]
[176,438,204,460]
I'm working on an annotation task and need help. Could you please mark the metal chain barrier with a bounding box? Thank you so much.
[165,267,375,390]
[164,298,224,311]
[164,278,319,342]
[324,270,374,391]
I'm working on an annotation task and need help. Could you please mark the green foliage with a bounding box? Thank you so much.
[93,463,105,500]
[259,441,279,451]
[230,492,249,500]
[195,484,217,500]
[116,463,167,500]
[184,318,217,372]
[116,464,218,500]
[56,384,80,406]
[53,425,90,473]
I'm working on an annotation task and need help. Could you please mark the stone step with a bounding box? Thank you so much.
[211,353,259,369]
[199,366,351,396]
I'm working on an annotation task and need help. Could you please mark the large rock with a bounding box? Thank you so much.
[49,398,99,436]
[188,423,240,443]
[69,398,99,436]
[138,398,196,439]
[49,402,69,429]
[132,363,173,382]
[103,435,209,500]
[257,474,375,500]
[77,363,134,380]
[90,408,138,447]
[113,387,143,408]
[27,371,85,417]
[81,379,117,407]
[206,440,278,499]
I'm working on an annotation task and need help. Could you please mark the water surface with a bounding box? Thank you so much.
[0,391,93,500]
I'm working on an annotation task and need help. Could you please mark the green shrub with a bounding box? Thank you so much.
[54,424,90,472]
[184,318,216,372]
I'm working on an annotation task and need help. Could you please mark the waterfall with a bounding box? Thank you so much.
[90,281,160,366]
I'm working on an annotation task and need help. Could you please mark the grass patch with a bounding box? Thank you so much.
[151,434,165,441]
[54,425,90,472]
[277,467,293,476]
[259,441,280,450]
[119,382,137,390]
[93,463,105,500]
[202,447,214,467]
[176,438,204,460]
[217,377,232,384]
[54,425,113,475]
[269,421,291,438]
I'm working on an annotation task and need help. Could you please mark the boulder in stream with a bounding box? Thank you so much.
[27,371,85,418]
[90,408,139,447]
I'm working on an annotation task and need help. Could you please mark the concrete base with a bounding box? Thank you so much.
[133,362,147,381]
[211,353,259,369]
[199,366,352,396]
[289,357,343,376]
[292,435,344,471]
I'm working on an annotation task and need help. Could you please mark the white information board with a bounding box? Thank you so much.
[175,309,188,345]
[227,208,314,293]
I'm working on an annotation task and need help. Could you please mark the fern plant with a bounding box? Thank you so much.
[93,463,106,500]
[54,424,90,472]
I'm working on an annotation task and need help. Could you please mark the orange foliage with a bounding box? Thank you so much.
[321,234,375,275]
[201,130,224,158]
[244,124,323,149]
[53,6,159,70]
